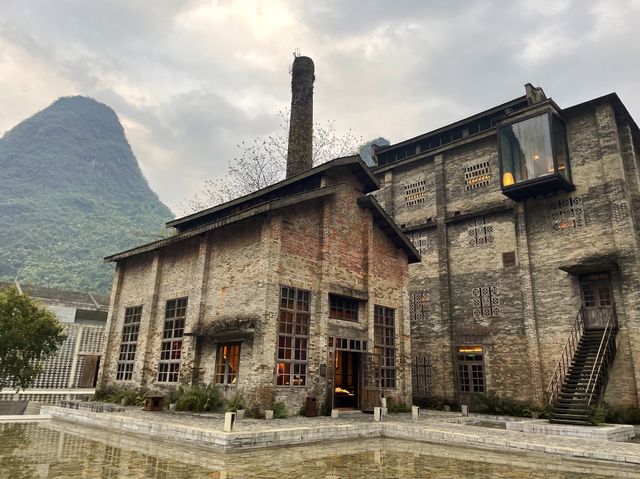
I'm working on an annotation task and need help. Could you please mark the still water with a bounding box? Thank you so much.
[1,422,639,479]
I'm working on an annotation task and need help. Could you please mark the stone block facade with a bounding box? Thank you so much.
[373,87,640,407]
[99,157,417,415]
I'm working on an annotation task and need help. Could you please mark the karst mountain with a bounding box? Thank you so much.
[0,96,173,293]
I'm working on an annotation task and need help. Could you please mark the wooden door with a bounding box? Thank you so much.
[79,355,100,388]
[580,273,613,329]
[360,352,381,412]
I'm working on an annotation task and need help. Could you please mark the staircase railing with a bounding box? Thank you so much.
[585,305,618,406]
[546,307,585,406]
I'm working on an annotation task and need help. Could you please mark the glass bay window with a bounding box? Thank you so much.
[498,111,573,201]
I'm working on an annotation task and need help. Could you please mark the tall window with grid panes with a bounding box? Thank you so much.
[157,298,187,383]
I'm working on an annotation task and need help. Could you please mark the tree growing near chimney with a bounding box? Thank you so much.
[181,110,368,213]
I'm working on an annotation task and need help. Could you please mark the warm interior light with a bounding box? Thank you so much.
[533,155,540,160]
[458,346,483,353]
[502,172,515,186]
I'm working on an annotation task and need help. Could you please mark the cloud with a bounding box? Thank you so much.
[1,0,639,212]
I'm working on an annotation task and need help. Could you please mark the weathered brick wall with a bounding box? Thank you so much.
[101,173,412,415]
[376,97,640,407]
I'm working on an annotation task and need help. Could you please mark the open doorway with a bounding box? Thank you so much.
[334,350,359,409]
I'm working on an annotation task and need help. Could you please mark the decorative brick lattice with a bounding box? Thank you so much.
[404,180,427,206]
[30,324,78,388]
[468,216,494,246]
[406,229,430,256]
[80,326,105,354]
[551,196,585,230]
[410,292,430,322]
[464,161,491,191]
[412,356,433,398]
[612,202,629,222]
[472,286,501,317]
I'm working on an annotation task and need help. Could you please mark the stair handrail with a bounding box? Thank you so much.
[546,307,585,405]
[585,305,618,406]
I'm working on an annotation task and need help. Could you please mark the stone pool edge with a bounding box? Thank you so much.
[40,406,640,465]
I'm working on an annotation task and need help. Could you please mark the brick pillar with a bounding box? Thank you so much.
[97,261,124,389]
[514,203,544,404]
[139,251,163,385]
[179,234,211,385]
[595,103,640,405]
[434,153,456,401]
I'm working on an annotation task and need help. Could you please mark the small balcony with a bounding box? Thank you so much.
[498,111,574,201]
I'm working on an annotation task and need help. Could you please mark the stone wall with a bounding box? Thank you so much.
[375,96,640,407]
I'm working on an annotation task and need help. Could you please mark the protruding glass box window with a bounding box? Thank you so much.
[498,111,573,201]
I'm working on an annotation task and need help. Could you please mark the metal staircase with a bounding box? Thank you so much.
[546,306,618,425]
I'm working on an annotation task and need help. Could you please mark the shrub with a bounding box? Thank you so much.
[94,386,147,406]
[164,386,184,407]
[386,396,411,413]
[175,384,223,412]
[589,403,640,425]
[272,401,287,419]
[413,396,459,411]
[225,390,246,412]
[472,392,529,417]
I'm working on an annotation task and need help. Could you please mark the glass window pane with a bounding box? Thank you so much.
[500,114,554,186]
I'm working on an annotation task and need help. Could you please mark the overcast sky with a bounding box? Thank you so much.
[1,0,639,213]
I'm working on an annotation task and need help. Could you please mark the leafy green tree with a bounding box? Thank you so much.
[0,287,66,390]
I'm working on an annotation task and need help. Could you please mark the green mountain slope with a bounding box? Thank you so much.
[0,96,173,293]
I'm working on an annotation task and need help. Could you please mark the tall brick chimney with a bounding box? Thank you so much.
[286,55,315,178]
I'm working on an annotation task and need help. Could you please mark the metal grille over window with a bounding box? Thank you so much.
[468,216,494,246]
[464,161,491,190]
[409,292,430,322]
[116,306,142,381]
[472,286,501,317]
[412,356,433,398]
[551,196,584,230]
[215,342,241,385]
[406,229,430,256]
[157,297,187,383]
[276,286,310,387]
[403,180,427,206]
[457,346,485,393]
[374,305,396,389]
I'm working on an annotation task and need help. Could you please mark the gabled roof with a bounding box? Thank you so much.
[0,281,109,309]
[168,155,379,232]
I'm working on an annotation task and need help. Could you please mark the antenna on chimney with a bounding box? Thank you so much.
[289,48,301,75]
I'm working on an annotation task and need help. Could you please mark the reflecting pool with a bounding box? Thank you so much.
[1,422,638,478]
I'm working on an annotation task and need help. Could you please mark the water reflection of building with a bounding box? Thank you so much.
[373,84,640,422]
[0,282,107,403]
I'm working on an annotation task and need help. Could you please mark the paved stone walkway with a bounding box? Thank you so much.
[43,405,640,465]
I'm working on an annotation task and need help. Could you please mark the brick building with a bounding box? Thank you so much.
[372,84,640,420]
[99,156,418,412]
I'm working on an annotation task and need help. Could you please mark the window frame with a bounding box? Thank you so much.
[497,110,572,191]
[116,305,142,381]
[374,305,396,389]
[214,342,241,385]
[276,286,310,388]
[328,294,359,322]
[456,346,485,393]
[157,297,187,383]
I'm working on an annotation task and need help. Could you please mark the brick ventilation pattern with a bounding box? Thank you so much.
[410,292,430,322]
[404,180,427,206]
[468,216,494,246]
[411,355,433,398]
[472,286,501,317]
[464,161,491,190]
[406,229,430,255]
[551,196,585,230]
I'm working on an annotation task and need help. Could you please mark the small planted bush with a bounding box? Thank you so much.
[589,403,640,425]
[94,386,147,406]
[386,396,411,413]
[225,390,246,412]
[272,401,287,419]
[175,384,224,413]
